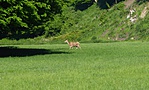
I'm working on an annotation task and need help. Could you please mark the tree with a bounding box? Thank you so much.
[0,0,62,39]
[0,0,94,39]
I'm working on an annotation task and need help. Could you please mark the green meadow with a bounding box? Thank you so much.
[0,42,149,90]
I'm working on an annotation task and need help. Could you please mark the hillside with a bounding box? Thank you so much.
[51,0,149,43]
[0,0,149,44]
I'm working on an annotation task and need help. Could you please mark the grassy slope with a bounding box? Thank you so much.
[0,42,149,90]
[53,1,149,43]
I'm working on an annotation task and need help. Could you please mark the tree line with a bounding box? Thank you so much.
[0,0,132,40]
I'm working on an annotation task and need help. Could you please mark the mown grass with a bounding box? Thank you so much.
[0,42,149,90]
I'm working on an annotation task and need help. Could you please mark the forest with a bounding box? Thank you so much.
[0,0,149,42]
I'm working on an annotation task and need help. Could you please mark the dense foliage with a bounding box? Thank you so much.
[0,0,125,40]
[0,0,92,39]
[0,0,58,39]
[0,0,149,42]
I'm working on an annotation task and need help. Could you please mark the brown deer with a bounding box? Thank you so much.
[65,40,81,49]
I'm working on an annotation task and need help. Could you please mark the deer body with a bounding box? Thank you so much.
[65,40,81,49]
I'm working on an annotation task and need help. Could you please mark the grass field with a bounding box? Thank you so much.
[0,42,149,90]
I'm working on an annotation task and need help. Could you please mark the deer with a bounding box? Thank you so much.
[65,40,81,49]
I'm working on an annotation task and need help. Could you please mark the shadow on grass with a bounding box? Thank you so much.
[0,46,71,57]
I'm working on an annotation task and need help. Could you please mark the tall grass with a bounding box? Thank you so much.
[0,42,149,90]
[50,2,149,42]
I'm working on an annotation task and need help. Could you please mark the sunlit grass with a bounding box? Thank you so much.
[0,42,149,90]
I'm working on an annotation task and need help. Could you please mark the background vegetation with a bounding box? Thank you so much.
[0,0,92,40]
[0,0,149,44]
